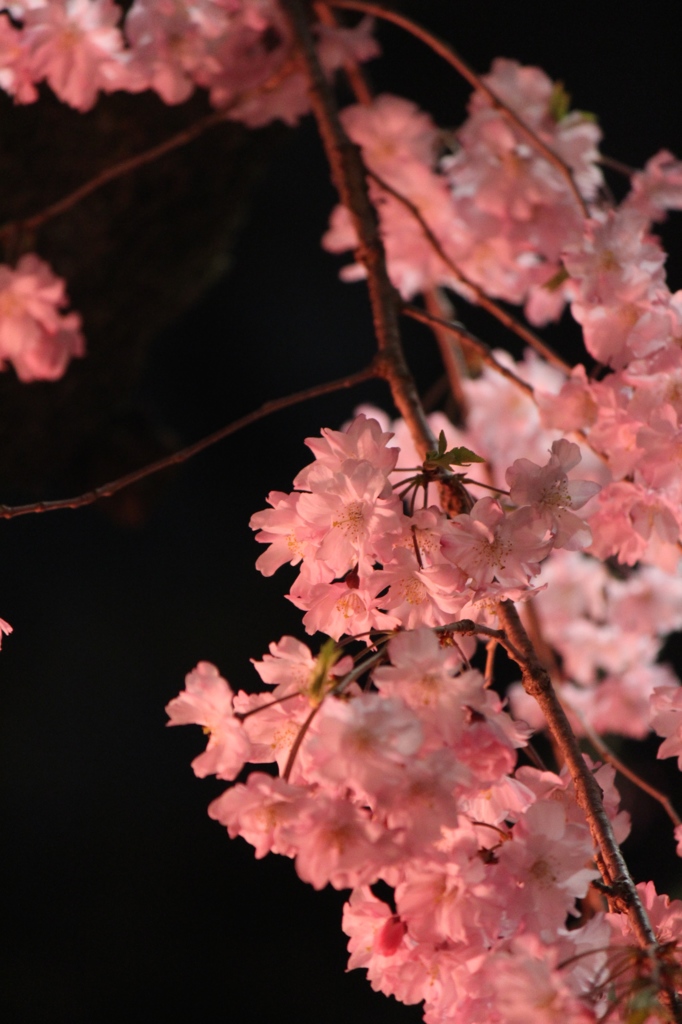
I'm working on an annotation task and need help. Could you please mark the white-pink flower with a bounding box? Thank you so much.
[506,439,600,549]
[166,661,251,780]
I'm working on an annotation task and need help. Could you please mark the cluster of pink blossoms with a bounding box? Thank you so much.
[325,65,682,579]
[319,59,682,780]
[0,0,377,117]
[361,372,682,769]
[249,413,599,639]
[323,60,603,319]
[0,253,84,381]
[167,413,682,1022]
[166,624,681,1023]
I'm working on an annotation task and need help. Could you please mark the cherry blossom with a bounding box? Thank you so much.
[506,439,600,549]
[165,661,251,780]
[0,254,84,381]
[650,684,682,769]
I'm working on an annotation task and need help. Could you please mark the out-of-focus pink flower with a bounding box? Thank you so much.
[0,254,84,381]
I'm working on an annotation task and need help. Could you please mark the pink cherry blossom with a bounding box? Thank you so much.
[165,661,251,780]
[0,254,84,381]
[22,0,127,110]
[443,497,551,588]
[650,684,682,769]
[506,439,600,548]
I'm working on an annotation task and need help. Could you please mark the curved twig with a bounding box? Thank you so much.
[367,166,572,374]
[0,364,377,519]
[402,304,534,395]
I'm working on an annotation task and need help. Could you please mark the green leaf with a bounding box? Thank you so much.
[307,638,341,705]
[424,445,485,470]
[549,81,571,122]
[543,266,570,291]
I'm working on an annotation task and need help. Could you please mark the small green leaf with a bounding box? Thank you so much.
[307,638,341,705]
[543,266,570,291]
[549,81,571,122]
[424,445,485,470]
[446,446,486,466]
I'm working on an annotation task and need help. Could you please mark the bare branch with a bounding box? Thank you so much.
[0,110,233,242]
[578,713,682,830]
[0,58,299,243]
[402,303,534,396]
[0,364,378,520]
[423,288,469,422]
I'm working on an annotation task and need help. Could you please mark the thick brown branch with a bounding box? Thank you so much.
[281,0,435,461]
[0,364,377,519]
[329,0,589,217]
[496,599,659,948]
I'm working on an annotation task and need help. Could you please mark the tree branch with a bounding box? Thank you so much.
[280,0,436,462]
[0,364,377,519]
[496,599,659,946]
[402,303,534,396]
[0,58,298,244]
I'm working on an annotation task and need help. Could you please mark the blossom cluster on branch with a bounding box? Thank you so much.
[0,0,376,115]
[1,2,681,1022]
[163,10,682,1021]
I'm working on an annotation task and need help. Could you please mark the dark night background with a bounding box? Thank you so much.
[3,2,682,1020]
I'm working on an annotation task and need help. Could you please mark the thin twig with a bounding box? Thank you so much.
[0,109,233,241]
[283,704,320,781]
[367,166,572,374]
[328,0,589,217]
[573,707,682,830]
[0,364,377,520]
[598,154,637,177]
[435,619,525,665]
[402,304,534,395]
[404,303,608,466]
[0,56,299,243]
[423,288,469,423]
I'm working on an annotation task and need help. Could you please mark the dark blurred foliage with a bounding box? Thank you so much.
[2,2,681,1021]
